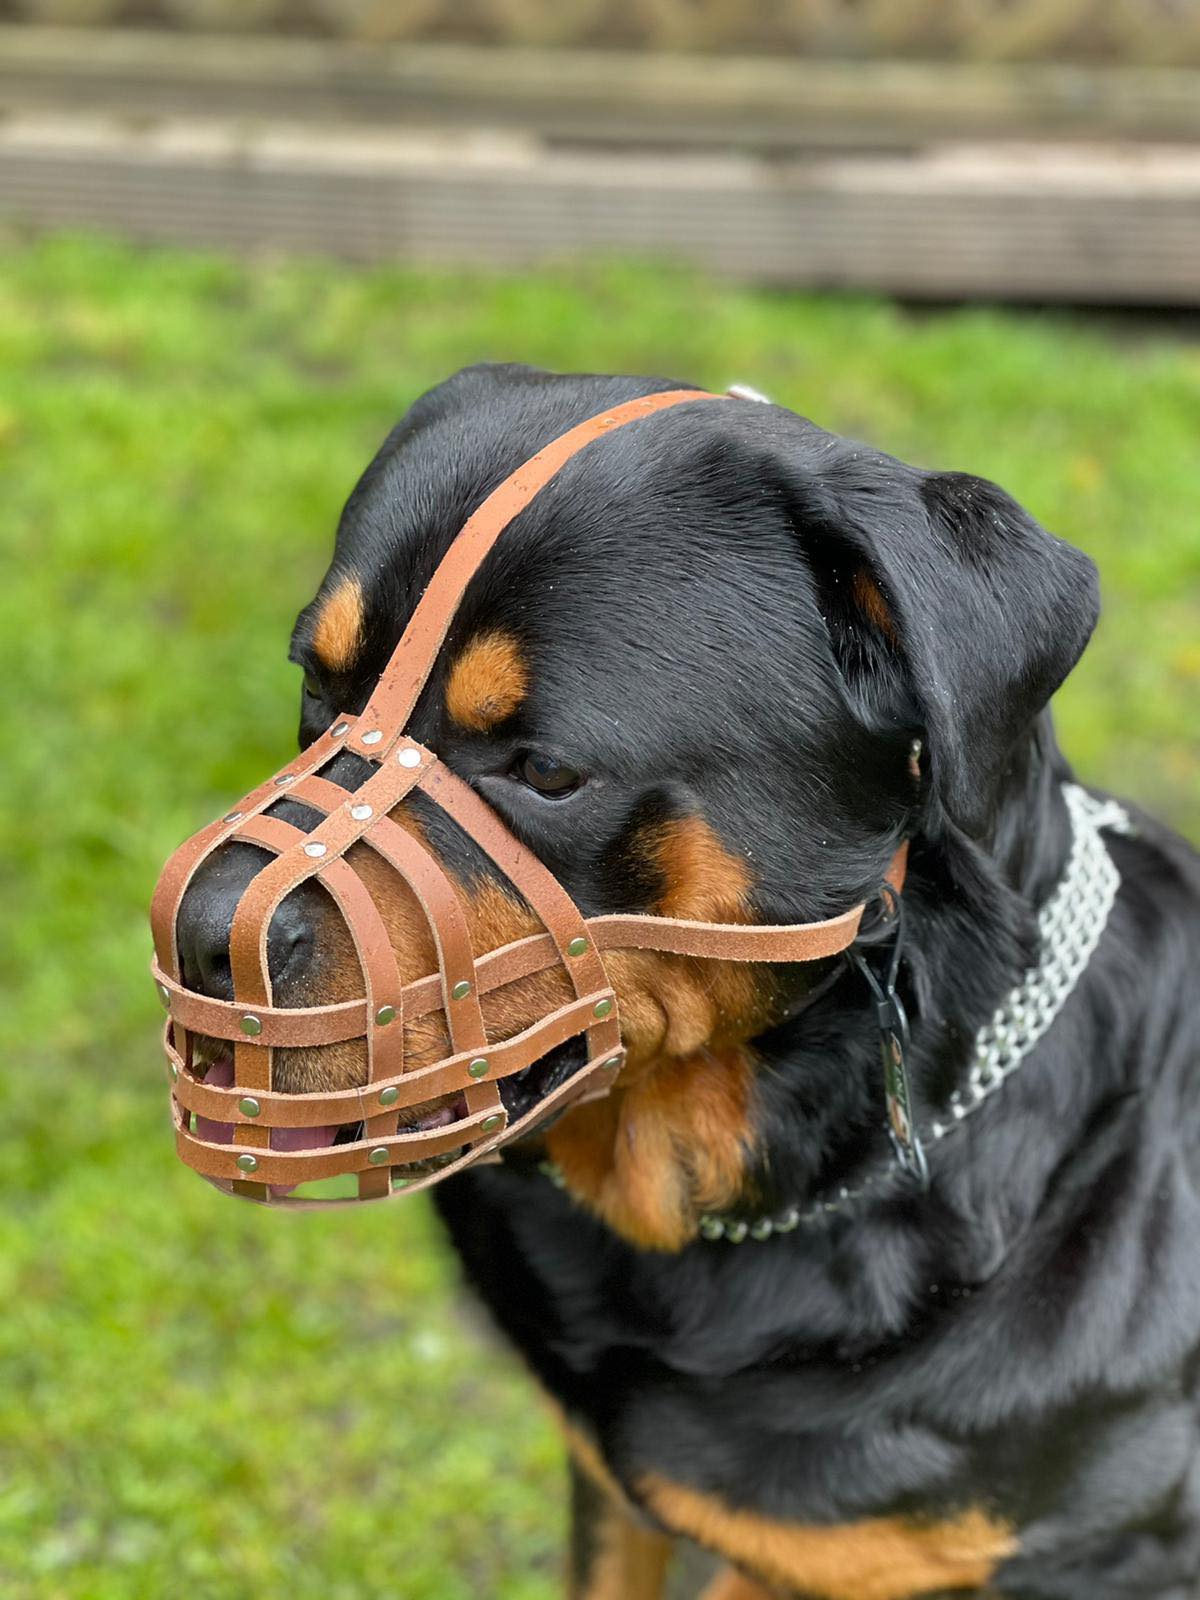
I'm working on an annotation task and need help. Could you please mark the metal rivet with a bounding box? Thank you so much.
[467,1057,489,1078]
[593,998,614,1019]
[155,981,170,1008]
[368,1146,390,1165]
[223,810,243,823]
[451,980,471,1001]
[480,1113,504,1133]
[303,841,327,858]
[375,1004,396,1027]
[378,1085,400,1107]
[350,803,372,821]
[361,730,383,746]
[274,773,294,786]
[601,1055,621,1071]
[235,1153,259,1173]
[238,1096,261,1118]
[332,722,349,737]
[240,1015,262,1036]
[397,747,421,768]
[567,936,588,957]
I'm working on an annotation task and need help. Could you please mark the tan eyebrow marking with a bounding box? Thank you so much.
[312,577,365,672]
[446,630,529,731]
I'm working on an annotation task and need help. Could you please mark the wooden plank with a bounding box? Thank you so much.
[3,26,1200,150]
[3,113,1198,303]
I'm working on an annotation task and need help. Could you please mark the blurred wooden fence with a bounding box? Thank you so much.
[4,0,1200,63]
[3,10,1200,302]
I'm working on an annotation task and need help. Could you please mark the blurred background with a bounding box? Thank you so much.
[1,5,1198,1597]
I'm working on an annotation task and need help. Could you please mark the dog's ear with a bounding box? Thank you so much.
[784,445,1099,833]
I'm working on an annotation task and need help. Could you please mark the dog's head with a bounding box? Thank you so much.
[173,365,1098,1245]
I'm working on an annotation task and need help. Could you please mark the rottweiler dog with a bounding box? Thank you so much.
[176,367,1200,1600]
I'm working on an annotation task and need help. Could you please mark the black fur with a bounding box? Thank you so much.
[286,366,1200,1598]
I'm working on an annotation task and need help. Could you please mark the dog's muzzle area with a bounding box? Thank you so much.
[172,789,584,1194]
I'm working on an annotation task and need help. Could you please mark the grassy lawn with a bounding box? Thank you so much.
[1,232,1197,1599]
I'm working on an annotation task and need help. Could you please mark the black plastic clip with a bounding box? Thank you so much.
[848,885,929,1190]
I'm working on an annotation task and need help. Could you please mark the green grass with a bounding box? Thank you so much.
[1,231,1197,1598]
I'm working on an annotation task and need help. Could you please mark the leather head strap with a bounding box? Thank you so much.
[150,389,907,1208]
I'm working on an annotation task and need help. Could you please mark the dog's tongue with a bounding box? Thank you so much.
[198,1058,340,1194]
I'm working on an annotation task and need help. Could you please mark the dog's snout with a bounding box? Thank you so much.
[175,843,315,1001]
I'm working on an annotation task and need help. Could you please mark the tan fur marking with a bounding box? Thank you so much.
[446,630,529,731]
[545,816,775,1251]
[639,1476,1016,1600]
[852,567,899,645]
[699,1570,779,1600]
[312,576,365,672]
[578,1509,674,1600]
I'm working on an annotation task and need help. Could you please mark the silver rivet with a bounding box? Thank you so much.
[397,747,421,769]
[240,1015,262,1036]
[238,1096,261,1118]
[350,803,372,821]
[451,980,471,1001]
[274,774,294,786]
[467,1057,488,1079]
[567,936,588,957]
[378,1085,400,1107]
[368,1146,391,1165]
[375,1004,396,1027]
[235,1153,259,1173]
[593,998,614,1020]
[155,981,170,1008]
[303,841,327,858]
[601,1055,621,1071]
[480,1113,504,1133]
[223,810,243,823]
[332,722,349,737]
[361,730,383,747]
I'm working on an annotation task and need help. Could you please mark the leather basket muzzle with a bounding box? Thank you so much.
[150,390,904,1208]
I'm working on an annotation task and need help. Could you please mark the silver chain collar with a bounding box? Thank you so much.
[539,783,1133,1244]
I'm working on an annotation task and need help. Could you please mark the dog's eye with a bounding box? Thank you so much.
[515,752,584,798]
[302,671,323,701]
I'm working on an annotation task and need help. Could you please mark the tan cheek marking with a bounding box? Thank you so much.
[312,576,365,672]
[852,567,899,645]
[638,1477,1016,1600]
[545,816,776,1251]
[446,630,529,731]
[546,1046,755,1252]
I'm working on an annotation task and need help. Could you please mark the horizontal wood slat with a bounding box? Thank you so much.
[5,2,1200,64]
[4,28,1200,148]
[3,113,1199,303]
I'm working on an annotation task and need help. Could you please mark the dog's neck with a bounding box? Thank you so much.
[744,716,1096,1229]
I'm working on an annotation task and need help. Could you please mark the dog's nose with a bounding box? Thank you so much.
[175,842,315,1001]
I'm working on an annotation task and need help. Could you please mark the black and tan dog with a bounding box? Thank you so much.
[177,367,1200,1600]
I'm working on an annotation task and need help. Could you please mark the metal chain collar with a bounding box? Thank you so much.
[539,783,1133,1243]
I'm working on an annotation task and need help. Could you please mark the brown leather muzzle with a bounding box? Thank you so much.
[150,390,905,1208]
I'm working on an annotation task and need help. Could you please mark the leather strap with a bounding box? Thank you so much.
[350,389,720,762]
